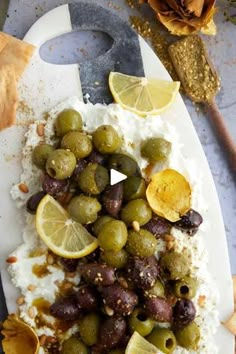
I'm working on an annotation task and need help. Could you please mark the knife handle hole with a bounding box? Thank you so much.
[39,30,114,65]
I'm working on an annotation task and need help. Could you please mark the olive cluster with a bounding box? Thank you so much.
[26,109,203,353]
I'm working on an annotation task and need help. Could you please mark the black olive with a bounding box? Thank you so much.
[174,209,203,236]
[126,256,159,290]
[144,215,171,237]
[172,299,196,329]
[26,191,46,214]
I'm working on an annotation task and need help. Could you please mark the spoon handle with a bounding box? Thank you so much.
[206,100,236,172]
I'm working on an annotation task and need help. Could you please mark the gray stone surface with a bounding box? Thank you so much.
[0,0,235,327]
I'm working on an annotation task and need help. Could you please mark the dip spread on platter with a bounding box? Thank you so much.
[6,97,219,354]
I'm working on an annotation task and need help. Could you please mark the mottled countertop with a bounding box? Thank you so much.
[3,0,236,274]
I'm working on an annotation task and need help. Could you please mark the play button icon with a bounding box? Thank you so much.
[110,169,127,186]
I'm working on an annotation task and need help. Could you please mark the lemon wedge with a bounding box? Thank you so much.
[146,169,191,222]
[109,72,180,116]
[36,194,98,258]
[125,332,163,354]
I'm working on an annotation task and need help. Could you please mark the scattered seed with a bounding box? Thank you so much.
[132,220,140,232]
[47,253,54,265]
[62,282,73,291]
[65,272,76,278]
[164,234,175,242]
[16,296,25,305]
[36,123,45,136]
[18,183,29,193]
[118,277,128,289]
[46,336,57,344]
[104,305,114,316]
[28,307,36,319]
[198,295,206,307]
[6,256,18,264]
[39,334,47,346]
[27,284,36,292]
[166,241,175,251]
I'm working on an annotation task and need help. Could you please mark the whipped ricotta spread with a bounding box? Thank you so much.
[9,96,219,353]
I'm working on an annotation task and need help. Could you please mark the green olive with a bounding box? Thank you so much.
[98,220,128,252]
[92,215,114,236]
[78,163,109,195]
[126,229,157,257]
[62,337,89,354]
[123,176,146,200]
[61,132,93,158]
[79,313,100,346]
[108,153,140,177]
[128,308,155,337]
[55,109,83,137]
[174,322,200,350]
[92,125,122,153]
[147,328,176,354]
[68,195,101,224]
[173,276,197,299]
[46,149,76,180]
[101,249,129,269]
[160,251,189,280]
[141,138,171,163]
[32,144,55,169]
[121,199,152,226]
[145,279,165,298]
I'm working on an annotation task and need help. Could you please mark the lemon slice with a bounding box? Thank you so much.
[125,332,163,354]
[36,194,98,258]
[109,72,180,116]
[146,169,191,222]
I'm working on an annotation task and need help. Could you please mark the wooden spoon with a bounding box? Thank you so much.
[168,35,236,172]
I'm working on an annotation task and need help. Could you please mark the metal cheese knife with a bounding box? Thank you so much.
[0,0,9,31]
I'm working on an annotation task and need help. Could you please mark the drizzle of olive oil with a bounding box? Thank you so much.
[32,263,51,278]
[32,298,51,314]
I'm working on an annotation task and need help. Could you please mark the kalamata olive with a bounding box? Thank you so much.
[59,257,79,272]
[86,150,108,165]
[78,263,116,286]
[172,299,196,329]
[72,159,87,183]
[42,174,69,196]
[126,256,159,290]
[102,183,123,218]
[98,315,127,350]
[100,284,138,316]
[76,285,98,311]
[26,191,46,214]
[117,333,131,348]
[144,215,171,237]
[50,295,81,320]
[174,209,203,236]
[144,297,173,322]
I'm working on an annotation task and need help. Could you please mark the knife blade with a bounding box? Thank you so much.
[0,0,9,31]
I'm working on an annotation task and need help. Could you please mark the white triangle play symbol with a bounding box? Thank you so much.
[110,169,127,186]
